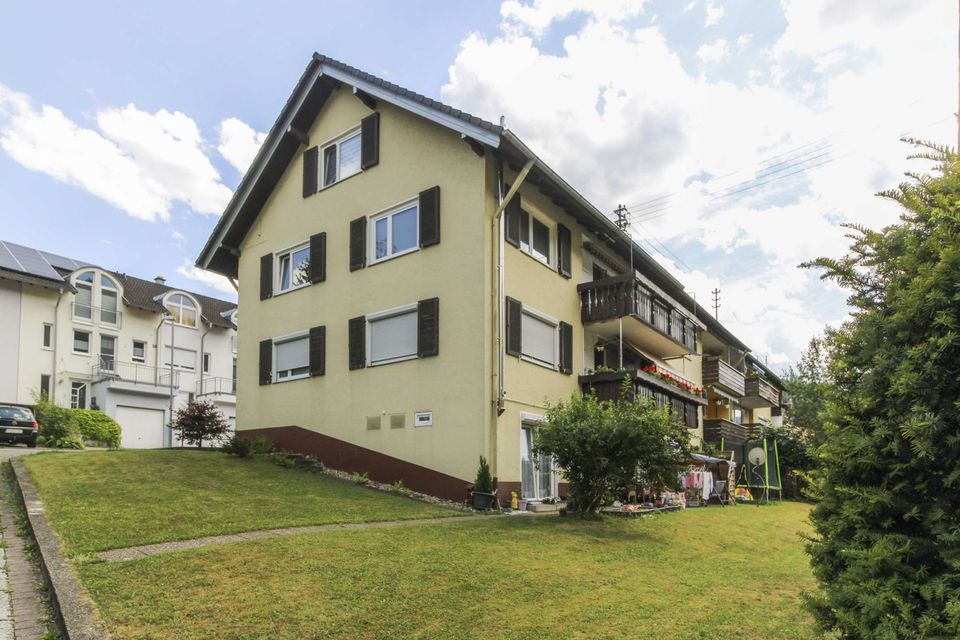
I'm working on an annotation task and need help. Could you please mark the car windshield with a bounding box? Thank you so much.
[0,407,32,421]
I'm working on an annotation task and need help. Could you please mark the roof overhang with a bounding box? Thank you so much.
[0,268,71,292]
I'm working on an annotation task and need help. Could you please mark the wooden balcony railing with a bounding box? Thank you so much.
[702,358,745,397]
[578,275,697,351]
[703,418,751,448]
[744,376,780,407]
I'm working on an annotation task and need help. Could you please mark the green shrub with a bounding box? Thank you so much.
[171,400,231,448]
[391,480,411,496]
[71,409,121,447]
[248,437,275,455]
[33,398,80,447]
[223,434,253,457]
[49,434,85,449]
[473,456,493,494]
[352,472,369,485]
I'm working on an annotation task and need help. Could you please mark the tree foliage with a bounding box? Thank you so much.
[171,400,231,449]
[72,409,122,448]
[781,332,834,447]
[802,140,960,638]
[535,380,691,518]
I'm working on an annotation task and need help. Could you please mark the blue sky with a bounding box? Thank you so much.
[0,0,954,369]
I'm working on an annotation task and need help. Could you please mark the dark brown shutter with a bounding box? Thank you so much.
[309,326,326,377]
[360,112,380,170]
[309,232,326,283]
[348,316,366,370]
[559,321,573,374]
[506,297,522,356]
[258,339,272,385]
[349,217,367,271]
[419,186,440,248]
[259,254,273,300]
[417,297,439,358]
[505,193,521,247]
[302,146,319,197]
[557,224,572,278]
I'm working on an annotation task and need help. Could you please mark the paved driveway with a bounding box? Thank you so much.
[0,446,49,461]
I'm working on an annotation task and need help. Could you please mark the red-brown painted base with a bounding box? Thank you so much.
[241,426,471,503]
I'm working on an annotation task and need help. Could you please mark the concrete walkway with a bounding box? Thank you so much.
[98,513,488,562]
[0,446,57,639]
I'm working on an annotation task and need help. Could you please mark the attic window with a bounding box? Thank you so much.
[322,129,361,187]
[166,294,198,328]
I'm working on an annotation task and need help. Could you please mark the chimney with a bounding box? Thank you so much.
[154,275,166,285]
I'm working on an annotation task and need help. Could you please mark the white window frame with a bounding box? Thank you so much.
[72,330,90,355]
[272,330,310,382]
[366,302,418,367]
[132,340,147,363]
[320,126,362,188]
[42,323,52,349]
[70,381,87,409]
[520,418,558,501]
[203,352,211,374]
[519,304,559,370]
[274,241,311,295]
[99,276,120,326]
[165,293,199,329]
[73,273,94,323]
[518,209,552,266]
[368,197,419,265]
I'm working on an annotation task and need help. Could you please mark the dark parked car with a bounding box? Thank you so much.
[0,405,38,447]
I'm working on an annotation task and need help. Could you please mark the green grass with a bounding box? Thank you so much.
[21,450,459,555]
[79,502,816,640]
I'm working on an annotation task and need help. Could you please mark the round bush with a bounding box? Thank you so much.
[71,409,122,448]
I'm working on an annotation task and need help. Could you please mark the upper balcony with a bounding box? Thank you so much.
[742,375,780,409]
[72,302,123,329]
[578,275,697,358]
[91,358,178,396]
[702,358,745,397]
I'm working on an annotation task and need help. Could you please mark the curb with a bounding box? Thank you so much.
[10,459,111,640]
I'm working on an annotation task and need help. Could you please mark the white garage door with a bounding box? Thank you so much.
[116,406,165,449]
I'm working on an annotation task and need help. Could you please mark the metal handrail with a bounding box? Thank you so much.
[196,377,237,396]
[92,357,178,388]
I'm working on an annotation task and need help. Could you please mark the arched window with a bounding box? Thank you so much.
[99,275,118,325]
[165,294,198,328]
[74,271,95,321]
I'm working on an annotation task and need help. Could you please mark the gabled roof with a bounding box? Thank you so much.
[0,239,236,329]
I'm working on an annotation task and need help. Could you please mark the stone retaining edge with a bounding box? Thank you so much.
[10,459,111,640]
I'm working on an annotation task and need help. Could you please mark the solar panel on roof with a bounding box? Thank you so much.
[0,242,23,272]
[3,242,64,281]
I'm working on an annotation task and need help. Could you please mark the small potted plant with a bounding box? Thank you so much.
[472,456,497,510]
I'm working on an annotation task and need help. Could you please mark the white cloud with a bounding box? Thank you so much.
[696,39,728,63]
[736,33,752,47]
[0,87,232,221]
[218,117,267,174]
[704,0,724,26]
[442,0,954,366]
[170,229,186,246]
[176,260,236,297]
[500,0,646,34]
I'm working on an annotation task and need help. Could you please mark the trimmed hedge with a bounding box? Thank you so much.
[72,410,122,448]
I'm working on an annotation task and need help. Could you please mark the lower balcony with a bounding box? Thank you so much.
[91,359,179,397]
[703,418,751,448]
[196,377,237,402]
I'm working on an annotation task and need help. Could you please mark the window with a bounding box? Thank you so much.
[370,200,418,263]
[39,374,50,399]
[100,335,116,372]
[163,347,196,370]
[203,353,211,373]
[132,340,146,363]
[231,335,237,354]
[165,294,197,328]
[74,272,93,320]
[70,381,87,409]
[274,334,309,381]
[518,210,551,264]
[232,357,237,393]
[322,129,361,187]
[521,424,556,500]
[368,305,418,366]
[42,323,52,348]
[73,330,90,354]
[521,309,558,368]
[276,243,310,293]
[100,276,118,325]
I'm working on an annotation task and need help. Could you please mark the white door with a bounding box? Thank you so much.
[116,406,165,449]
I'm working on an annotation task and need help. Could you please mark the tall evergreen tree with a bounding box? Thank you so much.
[802,141,960,638]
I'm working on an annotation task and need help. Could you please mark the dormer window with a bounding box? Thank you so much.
[165,293,198,328]
[72,270,121,327]
[322,129,361,187]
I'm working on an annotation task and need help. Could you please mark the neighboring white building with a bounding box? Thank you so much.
[0,240,237,448]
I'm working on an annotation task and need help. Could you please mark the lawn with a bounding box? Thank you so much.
[20,450,459,555]
[78,502,816,640]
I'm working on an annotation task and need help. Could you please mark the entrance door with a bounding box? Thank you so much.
[116,406,165,448]
[520,424,556,500]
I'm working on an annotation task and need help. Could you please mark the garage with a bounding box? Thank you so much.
[115,406,165,449]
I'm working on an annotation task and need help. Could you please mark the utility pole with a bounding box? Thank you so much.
[614,203,629,231]
[613,204,631,370]
[711,288,721,320]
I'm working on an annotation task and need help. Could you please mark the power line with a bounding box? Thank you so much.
[711,288,721,320]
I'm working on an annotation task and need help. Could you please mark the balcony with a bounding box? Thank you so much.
[578,275,697,358]
[702,358,745,397]
[72,303,123,329]
[92,358,178,396]
[196,377,237,399]
[703,418,751,448]
[579,368,707,406]
[742,376,780,409]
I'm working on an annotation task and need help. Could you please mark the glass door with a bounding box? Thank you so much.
[520,425,556,500]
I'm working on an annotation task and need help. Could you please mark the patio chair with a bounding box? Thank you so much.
[709,480,728,507]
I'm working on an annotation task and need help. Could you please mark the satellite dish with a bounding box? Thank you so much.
[748,447,766,466]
